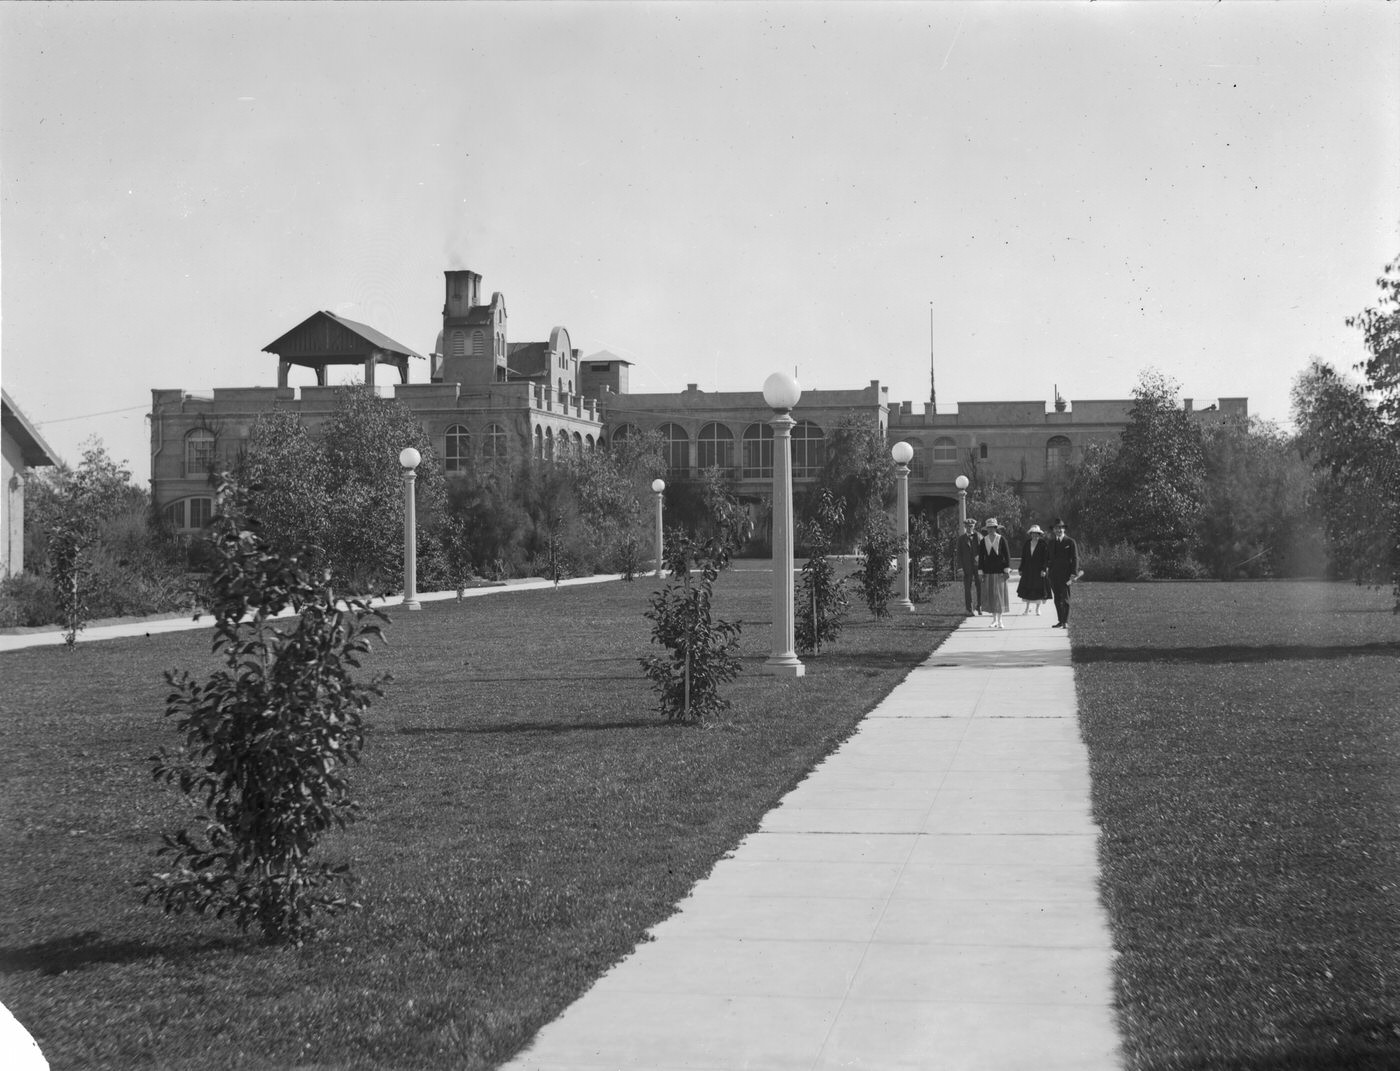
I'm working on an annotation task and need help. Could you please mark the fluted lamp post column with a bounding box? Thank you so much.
[762,371,805,677]
[399,447,423,611]
[955,474,969,527]
[651,478,666,577]
[892,440,915,612]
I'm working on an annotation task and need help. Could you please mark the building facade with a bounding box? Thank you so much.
[149,266,1247,534]
[2,389,59,577]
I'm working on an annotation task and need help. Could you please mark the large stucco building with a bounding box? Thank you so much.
[150,267,1247,535]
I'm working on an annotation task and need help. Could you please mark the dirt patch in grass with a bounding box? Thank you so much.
[1072,580,1400,1070]
[0,564,961,1069]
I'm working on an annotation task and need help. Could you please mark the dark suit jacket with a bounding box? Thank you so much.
[975,535,1010,574]
[953,533,980,576]
[1046,535,1079,581]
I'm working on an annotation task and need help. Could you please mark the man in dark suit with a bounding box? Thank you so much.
[1046,518,1082,629]
[952,517,982,615]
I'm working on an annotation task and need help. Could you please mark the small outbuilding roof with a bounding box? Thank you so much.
[262,311,425,363]
[1,388,60,467]
[583,350,633,366]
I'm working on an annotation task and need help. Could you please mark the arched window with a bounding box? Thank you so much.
[932,437,958,463]
[472,332,486,356]
[545,428,556,462]
[450,329,467,357]
[584,435,595,453]
[571,431,583,456]
[184,429,216,477]
[535,425,545,460]
[979,443,989,460]
[483,423,507,465]
[791,421,825,479]
[742,423,774,478]
[1046,435,1072,475]
[163,496,214,534]
[609,423,640,448]
[659,423,689,477]
[697,422,735,472]
[899,437,926,478]
[555,428,570,460]
[444,424,471,472]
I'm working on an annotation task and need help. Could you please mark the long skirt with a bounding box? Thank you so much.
[983,573,1009,613]
[1016,571,1051,602]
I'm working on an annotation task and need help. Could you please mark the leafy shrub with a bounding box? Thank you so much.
[641,532,743,723]
[907,514,944,602]
[1079,542,1152,582]
[0,573,58,628]
[853,511,900,618]
[1147,553,1210,580]
[795,489,849,655]
[142,501,390,944]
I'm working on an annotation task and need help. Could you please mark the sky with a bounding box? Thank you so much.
[3,1,1398,475]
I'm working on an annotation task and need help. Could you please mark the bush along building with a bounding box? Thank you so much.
[150,266,1247,537]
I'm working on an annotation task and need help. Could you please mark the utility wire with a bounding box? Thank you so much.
[34,404,150,425]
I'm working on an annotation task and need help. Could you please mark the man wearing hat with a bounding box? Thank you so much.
[1046,518,1082,628]
[952,516,982,616]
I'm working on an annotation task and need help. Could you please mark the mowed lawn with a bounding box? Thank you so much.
[0,562,961,1070]
[1073,580,1400,1071]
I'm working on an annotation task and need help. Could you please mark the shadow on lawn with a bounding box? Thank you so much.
[1073,640,1400,665]
[398,718,663,736]
[791,650,929,670]
[0,930,242,975]
[1159,1021,1400,1071]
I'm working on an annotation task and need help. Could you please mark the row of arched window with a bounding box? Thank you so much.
[894,435,1074,474]
[611,421,827,480]
[179,423,1075,483]
[532,426,597,463]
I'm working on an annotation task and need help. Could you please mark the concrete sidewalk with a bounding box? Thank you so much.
[0,574,624,654]
[505,610,1121,1071]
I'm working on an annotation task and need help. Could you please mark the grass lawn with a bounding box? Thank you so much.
[1072,580,1400,1071]
[0,562,961,1070]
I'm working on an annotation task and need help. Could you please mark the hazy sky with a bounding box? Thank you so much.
[3,1,1398,474]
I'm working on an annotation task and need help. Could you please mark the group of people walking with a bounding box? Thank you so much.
[953,516,1082,629]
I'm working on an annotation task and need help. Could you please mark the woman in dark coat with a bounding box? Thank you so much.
[975,518,1011,628]
[1016,524,1051,615]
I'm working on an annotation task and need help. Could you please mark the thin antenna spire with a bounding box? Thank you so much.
[929,302,937,415]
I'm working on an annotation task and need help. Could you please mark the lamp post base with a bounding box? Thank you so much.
[763,655,806,677]
[401,597,422,611]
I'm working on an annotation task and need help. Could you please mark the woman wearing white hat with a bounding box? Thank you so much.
[1017,524,1051,615]
[975,518,1011,628]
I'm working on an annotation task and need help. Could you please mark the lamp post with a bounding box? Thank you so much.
[651,478,666,577]
[955,474,969,527]
[892,441,915,611]
[762,371,805,677]
[399,447,423,611]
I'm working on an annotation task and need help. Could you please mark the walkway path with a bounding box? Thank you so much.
[504,610,1121,1071]
[0,575,622,654]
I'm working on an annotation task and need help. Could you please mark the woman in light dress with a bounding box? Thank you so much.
[975,518,1011,629]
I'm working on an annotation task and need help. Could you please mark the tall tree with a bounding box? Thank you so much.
[1083,370,1205,574]
[1292,360,1398,591]
[233,412,331,567]
[1197,416,1320,578]
[234,387,441,593]
[1345,254,1400,605]
[808,416,894,551]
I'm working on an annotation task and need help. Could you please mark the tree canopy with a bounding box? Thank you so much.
[1082,369,1205,574]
